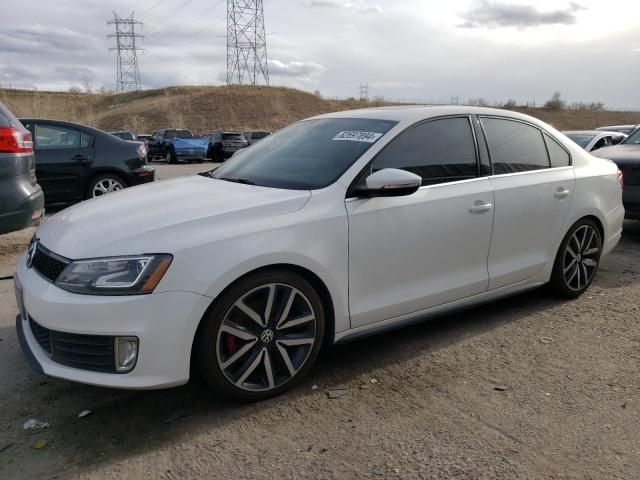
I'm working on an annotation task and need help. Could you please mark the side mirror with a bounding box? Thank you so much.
[355,168,422,198]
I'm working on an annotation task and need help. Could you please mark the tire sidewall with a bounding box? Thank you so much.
[197,270,326,401]
[550,218,602,298]
[86,174,126,200]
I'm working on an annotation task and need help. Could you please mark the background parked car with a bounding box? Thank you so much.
[205,131,249,161]
[592,127,640,219]
[242,130,271,145]
[0,102,44,235]
[20,119,154,205]
[147,129,208,163]
[563,130,627,152]
[595,124,639,135]
[109,130,137,141]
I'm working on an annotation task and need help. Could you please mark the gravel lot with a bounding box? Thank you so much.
[1,163,639,479]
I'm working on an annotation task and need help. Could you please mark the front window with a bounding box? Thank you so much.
[211,118,397,189]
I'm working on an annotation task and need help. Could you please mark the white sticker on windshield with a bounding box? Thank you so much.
[332,131,383,143]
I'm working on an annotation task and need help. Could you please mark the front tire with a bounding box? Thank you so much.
[549,218,602,298]
[196,270,325,401]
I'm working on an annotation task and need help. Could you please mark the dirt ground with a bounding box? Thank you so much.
[1,163,639,479]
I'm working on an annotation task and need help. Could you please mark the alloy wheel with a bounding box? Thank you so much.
[562,224,601,291]
[216,283,317,392]
[92,178,124,197]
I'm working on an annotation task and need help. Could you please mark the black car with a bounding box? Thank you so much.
[242,130,271,145]
[20,119,155,205]
[205,131,249,161]
[109,130,137,141]
[592,128,640,219]
[0,103,44,234]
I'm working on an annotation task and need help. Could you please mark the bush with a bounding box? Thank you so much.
[569,102,605,111]
[503,99,517,109]
[544,92,565,110]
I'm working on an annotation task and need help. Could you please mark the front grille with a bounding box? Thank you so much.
[31,243,70,283]
[28,317,116,373]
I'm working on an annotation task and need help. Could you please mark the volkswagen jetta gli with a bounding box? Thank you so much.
[14,107,623,400]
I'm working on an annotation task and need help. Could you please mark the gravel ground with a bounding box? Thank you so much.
[0,164,639,479]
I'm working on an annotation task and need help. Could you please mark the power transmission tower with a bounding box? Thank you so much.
[226,0,269,86]
[359,83,369,101]
[107,12,144,93]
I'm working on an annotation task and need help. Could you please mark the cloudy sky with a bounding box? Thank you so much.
[1,0,640,109]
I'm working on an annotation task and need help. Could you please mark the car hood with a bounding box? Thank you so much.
[36,175,311,259]
[591,144,640,165]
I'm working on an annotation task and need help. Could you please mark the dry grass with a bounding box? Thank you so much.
[1,85,639,133]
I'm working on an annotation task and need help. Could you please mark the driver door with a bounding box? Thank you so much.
[346,117,495,328]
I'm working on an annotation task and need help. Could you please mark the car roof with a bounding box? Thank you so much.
[20,118,106,136]
[309,105,554,127]
[564,130,619,135]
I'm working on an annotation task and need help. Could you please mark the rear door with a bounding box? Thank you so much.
[480,117,575,289]
[24,122,94,203]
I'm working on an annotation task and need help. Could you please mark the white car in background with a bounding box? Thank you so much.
[563,130,627,152]
[14,106,624,400]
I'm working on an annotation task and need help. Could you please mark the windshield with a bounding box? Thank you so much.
[623,129,640,144]
[565,133,595,148]
[212,118,397,190]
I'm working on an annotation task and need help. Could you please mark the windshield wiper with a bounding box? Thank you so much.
[218,177,256,185]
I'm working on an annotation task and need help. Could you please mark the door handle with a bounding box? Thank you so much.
[73,154,91,161]
[554,187,570,199]
[469,201,493,214]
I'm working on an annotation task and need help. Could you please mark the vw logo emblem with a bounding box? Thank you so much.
[260,329,274,343]
[26,239,38,269]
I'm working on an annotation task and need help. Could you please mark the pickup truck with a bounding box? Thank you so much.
[148,129,209,163]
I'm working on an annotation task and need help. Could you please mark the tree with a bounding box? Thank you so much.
[503,99,517,109]
[544,91,565,110]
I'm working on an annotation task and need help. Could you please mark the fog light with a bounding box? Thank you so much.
[115,337,138,372]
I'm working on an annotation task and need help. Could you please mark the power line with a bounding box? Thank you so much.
[138,0,167,17]
[227,0,269,86]
[107,11,144,93]
[143,0,194,30]
[147,0,225,37]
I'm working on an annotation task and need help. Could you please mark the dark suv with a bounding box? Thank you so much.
[205,131,249,161]
[0,102,44,235]
[20,119,155,205]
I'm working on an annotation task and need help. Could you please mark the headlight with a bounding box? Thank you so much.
[55,254,172,295]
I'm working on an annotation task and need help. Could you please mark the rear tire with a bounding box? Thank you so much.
[196,270,325,401]
[549,218,602,298]
[85,173,127,200]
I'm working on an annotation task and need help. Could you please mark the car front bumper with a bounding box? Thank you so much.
[14,252,212,389]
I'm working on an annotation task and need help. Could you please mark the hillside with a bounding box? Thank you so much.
[1,85,639,134]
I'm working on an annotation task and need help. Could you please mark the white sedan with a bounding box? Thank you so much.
[14,106,624,400]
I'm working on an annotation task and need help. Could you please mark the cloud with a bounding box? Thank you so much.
[305,0,381,14]
[459,1,585,29]
[268,59,325,80]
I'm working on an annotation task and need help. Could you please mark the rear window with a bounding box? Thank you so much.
[165,130,194,140]
[223,133,245,141]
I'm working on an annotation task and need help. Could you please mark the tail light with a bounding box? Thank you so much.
[0,127,33,153]
[618,169,624,189]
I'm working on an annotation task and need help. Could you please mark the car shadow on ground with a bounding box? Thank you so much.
[0,286,571,478]
[0,229,638,478]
